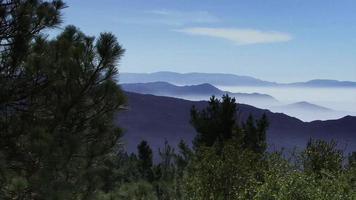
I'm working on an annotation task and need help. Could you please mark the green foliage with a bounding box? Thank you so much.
[137,140,154,182]
[190,95,268,157]
[175,140,193,176]
[348,152,356,168]
[183,140,264,200]
[98,180,157,200]
[157,140,176,181]
[301,139,343,175]
[255,152,355,200]
[190,94,238,150]
[0,1,354,199]
[242,114,269,154]
[115,181,157,200]
[154,140,177,199]
[0,1,126,199]
[0,0,65,70]
[187,104,354,200]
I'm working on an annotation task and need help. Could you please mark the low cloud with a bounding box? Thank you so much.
[175,27,293,45]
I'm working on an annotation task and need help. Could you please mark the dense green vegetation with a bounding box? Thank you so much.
[0,1,355,199]
[97,97,355,200]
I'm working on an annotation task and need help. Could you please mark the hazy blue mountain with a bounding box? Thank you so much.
[121,82,222,95]
[119,71,277,86]
[121,82,278,103]
[120,81,352,121]
[288,79,356,87]
[119,72,356,87]
[116,92,356,154]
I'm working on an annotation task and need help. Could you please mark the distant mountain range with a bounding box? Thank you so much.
[121,82,278,104]
[289,79,356,87]
[116,92,356,154]
[120,81,352,121]
[118,72,356,87]
[119,71,275,86]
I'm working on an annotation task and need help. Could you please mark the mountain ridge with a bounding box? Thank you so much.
[116,92,356,154]
[120,81,349,121]
[119,71,356,87]
[121,81,277,101]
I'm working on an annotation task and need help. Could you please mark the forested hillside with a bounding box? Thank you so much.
[0,1,355,199]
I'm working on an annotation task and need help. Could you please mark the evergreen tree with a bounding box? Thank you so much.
[243,114,268,154]
[243,115,257,150]
[173,140,192,200]
[157,140,176,181]
[154,140,177,200]
[190,94,268,155]
[190,94,238,150]
[0,2,126,198]
[137,140,154,182]
[0,0,65,108]
[256,113,268,153]
[175,140,192,176]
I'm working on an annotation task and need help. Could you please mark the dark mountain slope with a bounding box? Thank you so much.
[116,92,356,153]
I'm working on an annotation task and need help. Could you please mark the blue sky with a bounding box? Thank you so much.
[62,0,356,82]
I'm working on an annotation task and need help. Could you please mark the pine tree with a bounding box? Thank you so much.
[175,140,192,175]
[243,114,268,154]
[0,0,65,108]
[137,140,154,182]
[190,94,238,150]
[174,140,192,199]
[158,140,176,181]
[243,115,257,151]
[0,2,126,198]
[256,113,268,154]
[155,140,177,199]
[190,94,268,155]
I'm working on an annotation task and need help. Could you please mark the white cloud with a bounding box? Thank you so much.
[175,27,293,45]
